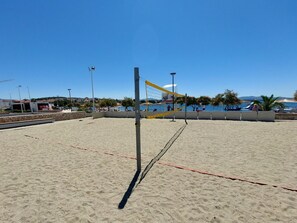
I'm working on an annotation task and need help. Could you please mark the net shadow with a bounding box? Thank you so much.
[137,124,187,185]
[118,124,187,209]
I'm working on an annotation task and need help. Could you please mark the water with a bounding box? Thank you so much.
[118,102,297,112]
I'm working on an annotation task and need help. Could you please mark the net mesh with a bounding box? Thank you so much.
[144,80,185,119]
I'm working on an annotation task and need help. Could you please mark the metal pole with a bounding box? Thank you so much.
[18,85,23,113]
[88,66,96,112]
[27,87,31,99]
[27,87,33,113]
[145,83,149,113]
[185,93,188,124]
[134,67,141,172]
[170,72,176,121]
[68,89,72,108]
[91,70,95,112]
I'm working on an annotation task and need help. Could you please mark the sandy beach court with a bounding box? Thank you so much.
[1,117,297,222]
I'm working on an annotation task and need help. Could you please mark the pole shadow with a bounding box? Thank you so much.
[118,170,141,209]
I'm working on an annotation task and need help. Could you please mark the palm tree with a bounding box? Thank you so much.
[254,95,285,111]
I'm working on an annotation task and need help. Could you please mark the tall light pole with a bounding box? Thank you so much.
[18,85,23,113]
[88,66,96,112]
[170,72,176,121]
[68,88,72,108]
[27,86,33,113]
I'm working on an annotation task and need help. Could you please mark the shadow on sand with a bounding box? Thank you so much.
[118,124,187,209]
[118,170,140,209]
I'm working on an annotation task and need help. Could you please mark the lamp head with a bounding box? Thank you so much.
[89,66,96,71]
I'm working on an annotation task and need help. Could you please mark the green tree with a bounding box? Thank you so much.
[223,89,241,108]
[100,98,117,111]
[83,101,92,108]
[294,90,297,101]
[176,96,197,111]
[211,94,224,107]
[54,99,71,107]
[175,96,185,106]
[183,96,198,111]
[80,101,93,112]
[121,97,135,111]
[197,96,211,106]
[254,95,285,111]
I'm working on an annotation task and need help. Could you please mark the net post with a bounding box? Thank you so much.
[145,83,149,115]
[134,67,141,172]
[185,93,188,124]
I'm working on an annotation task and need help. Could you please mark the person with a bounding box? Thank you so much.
[252,104,259,112]
[167,105,171,111]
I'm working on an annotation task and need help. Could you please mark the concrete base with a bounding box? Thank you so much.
[0,118,54,130]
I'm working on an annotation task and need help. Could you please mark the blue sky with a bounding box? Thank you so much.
[0,0,297,100]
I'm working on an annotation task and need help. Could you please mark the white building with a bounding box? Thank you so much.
[0,99,12,110]
[162,84,178,103]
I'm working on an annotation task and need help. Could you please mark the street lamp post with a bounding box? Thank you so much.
[27,86,33,113]
[18,85,23,113]
[88,66,96,112]
[170,72,176,121]
[68,89,72,108]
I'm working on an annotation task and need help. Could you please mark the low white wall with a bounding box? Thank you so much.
[92,111,275,122]
[187,112,198,119]
[241,112,258,121]
[226,111,241,121]
[211,112,226,120]
[175,112,186,119]
[105,111,135,118]
[258,111,275,122]
[93,112,105,119]
[198,112,212,120]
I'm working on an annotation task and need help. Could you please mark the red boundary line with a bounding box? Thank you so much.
[24,135,297,192]
[104,152,297,193]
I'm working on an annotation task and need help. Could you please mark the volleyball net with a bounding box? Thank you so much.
[144,80,187,119]
[134,68,188,172]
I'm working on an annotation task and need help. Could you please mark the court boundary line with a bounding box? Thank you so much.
[23,134,297,193]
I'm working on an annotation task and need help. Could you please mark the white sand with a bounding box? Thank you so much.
[0,118,297,222]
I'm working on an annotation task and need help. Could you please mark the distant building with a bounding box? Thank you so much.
[162,84,178,104]
[11,101,52,112]
[0,99,13,109]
